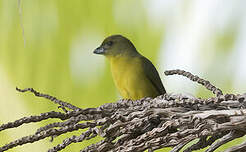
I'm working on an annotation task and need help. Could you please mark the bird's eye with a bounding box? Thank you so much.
[106,41,113,46]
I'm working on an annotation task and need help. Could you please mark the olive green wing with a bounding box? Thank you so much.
[140,56,166,95]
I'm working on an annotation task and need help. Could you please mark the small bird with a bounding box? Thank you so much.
[93,35,166,100]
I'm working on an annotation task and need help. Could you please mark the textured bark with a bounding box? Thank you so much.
[0,69,245,152]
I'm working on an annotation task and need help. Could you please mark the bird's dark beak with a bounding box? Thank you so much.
[93,47,105,55]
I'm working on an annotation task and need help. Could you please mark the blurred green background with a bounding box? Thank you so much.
[0,0,246,151]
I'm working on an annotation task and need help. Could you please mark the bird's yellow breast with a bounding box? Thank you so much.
[109,56,159,100]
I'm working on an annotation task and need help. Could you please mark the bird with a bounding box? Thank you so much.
[93,35,166,100]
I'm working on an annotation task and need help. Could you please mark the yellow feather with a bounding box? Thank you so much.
[109,56,160,100]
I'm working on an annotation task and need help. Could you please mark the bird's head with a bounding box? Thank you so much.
[93,35,138,57]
